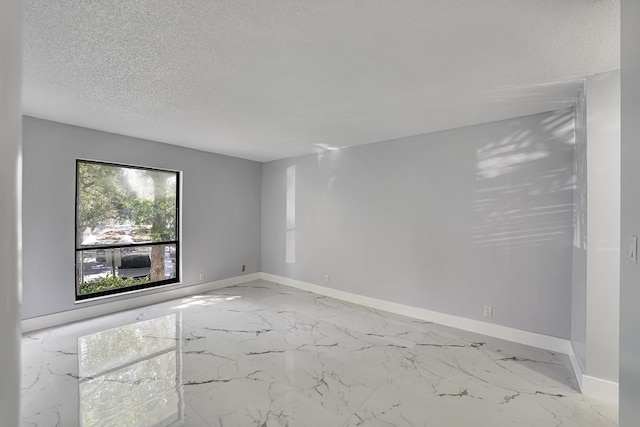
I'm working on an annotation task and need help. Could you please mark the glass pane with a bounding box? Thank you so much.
[77,244,177,296]
[77,162,177,248]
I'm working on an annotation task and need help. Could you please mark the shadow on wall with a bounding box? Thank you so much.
[473,108,575,250]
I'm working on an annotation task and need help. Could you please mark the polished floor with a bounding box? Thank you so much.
[21,280,617,426]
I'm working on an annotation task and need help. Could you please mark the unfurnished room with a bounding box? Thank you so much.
[3,0,640,426]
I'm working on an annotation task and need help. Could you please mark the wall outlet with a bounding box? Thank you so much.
[242,264,246,272]
[484,305,493,318]
[324,274,330,283]
[199,272,205,281]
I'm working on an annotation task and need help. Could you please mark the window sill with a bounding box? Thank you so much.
[74,280,182,304]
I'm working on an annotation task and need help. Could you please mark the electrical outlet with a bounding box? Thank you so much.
[242,264,246,272]
[484,305,493,318]
[324,274,330,283]
[199,272,205,281]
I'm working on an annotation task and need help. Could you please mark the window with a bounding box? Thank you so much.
[75,160,179,300]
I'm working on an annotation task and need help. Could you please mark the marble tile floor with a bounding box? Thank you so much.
[21,280,617,426]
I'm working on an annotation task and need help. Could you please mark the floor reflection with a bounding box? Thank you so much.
[78,314,182,426]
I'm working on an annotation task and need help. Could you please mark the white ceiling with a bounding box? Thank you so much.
[23,0,619,162]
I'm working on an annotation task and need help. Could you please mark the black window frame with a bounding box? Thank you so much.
[75,159,180,300]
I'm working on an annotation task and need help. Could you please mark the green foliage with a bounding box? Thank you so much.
[77,162,177,242]
[77,162,136,236]
[79,274,149,295]
[127,195,177,241]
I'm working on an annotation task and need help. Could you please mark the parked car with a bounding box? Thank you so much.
[117,254,151,279]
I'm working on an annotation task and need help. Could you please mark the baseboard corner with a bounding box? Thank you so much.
[582,375,619,405]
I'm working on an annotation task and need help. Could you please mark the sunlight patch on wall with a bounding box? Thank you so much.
[286,165,296,264]
[472,109,574,250]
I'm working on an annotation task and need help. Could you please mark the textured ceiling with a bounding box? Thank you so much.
[23,0,619,162]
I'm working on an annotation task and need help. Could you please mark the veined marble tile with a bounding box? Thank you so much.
[21,280,617,426]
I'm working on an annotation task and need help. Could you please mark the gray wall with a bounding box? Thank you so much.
[0,0,23,423]
[571,85,587,370]
[585,70,620,384]
[620,0,640,424]
[262,109,575,338]
[22,116,262,320]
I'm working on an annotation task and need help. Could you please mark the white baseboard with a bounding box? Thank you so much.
[21,273,260,333]
[260,273,619,405]
[582,375,619,404]
[261,273,571,354]
[567,343,585,391]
